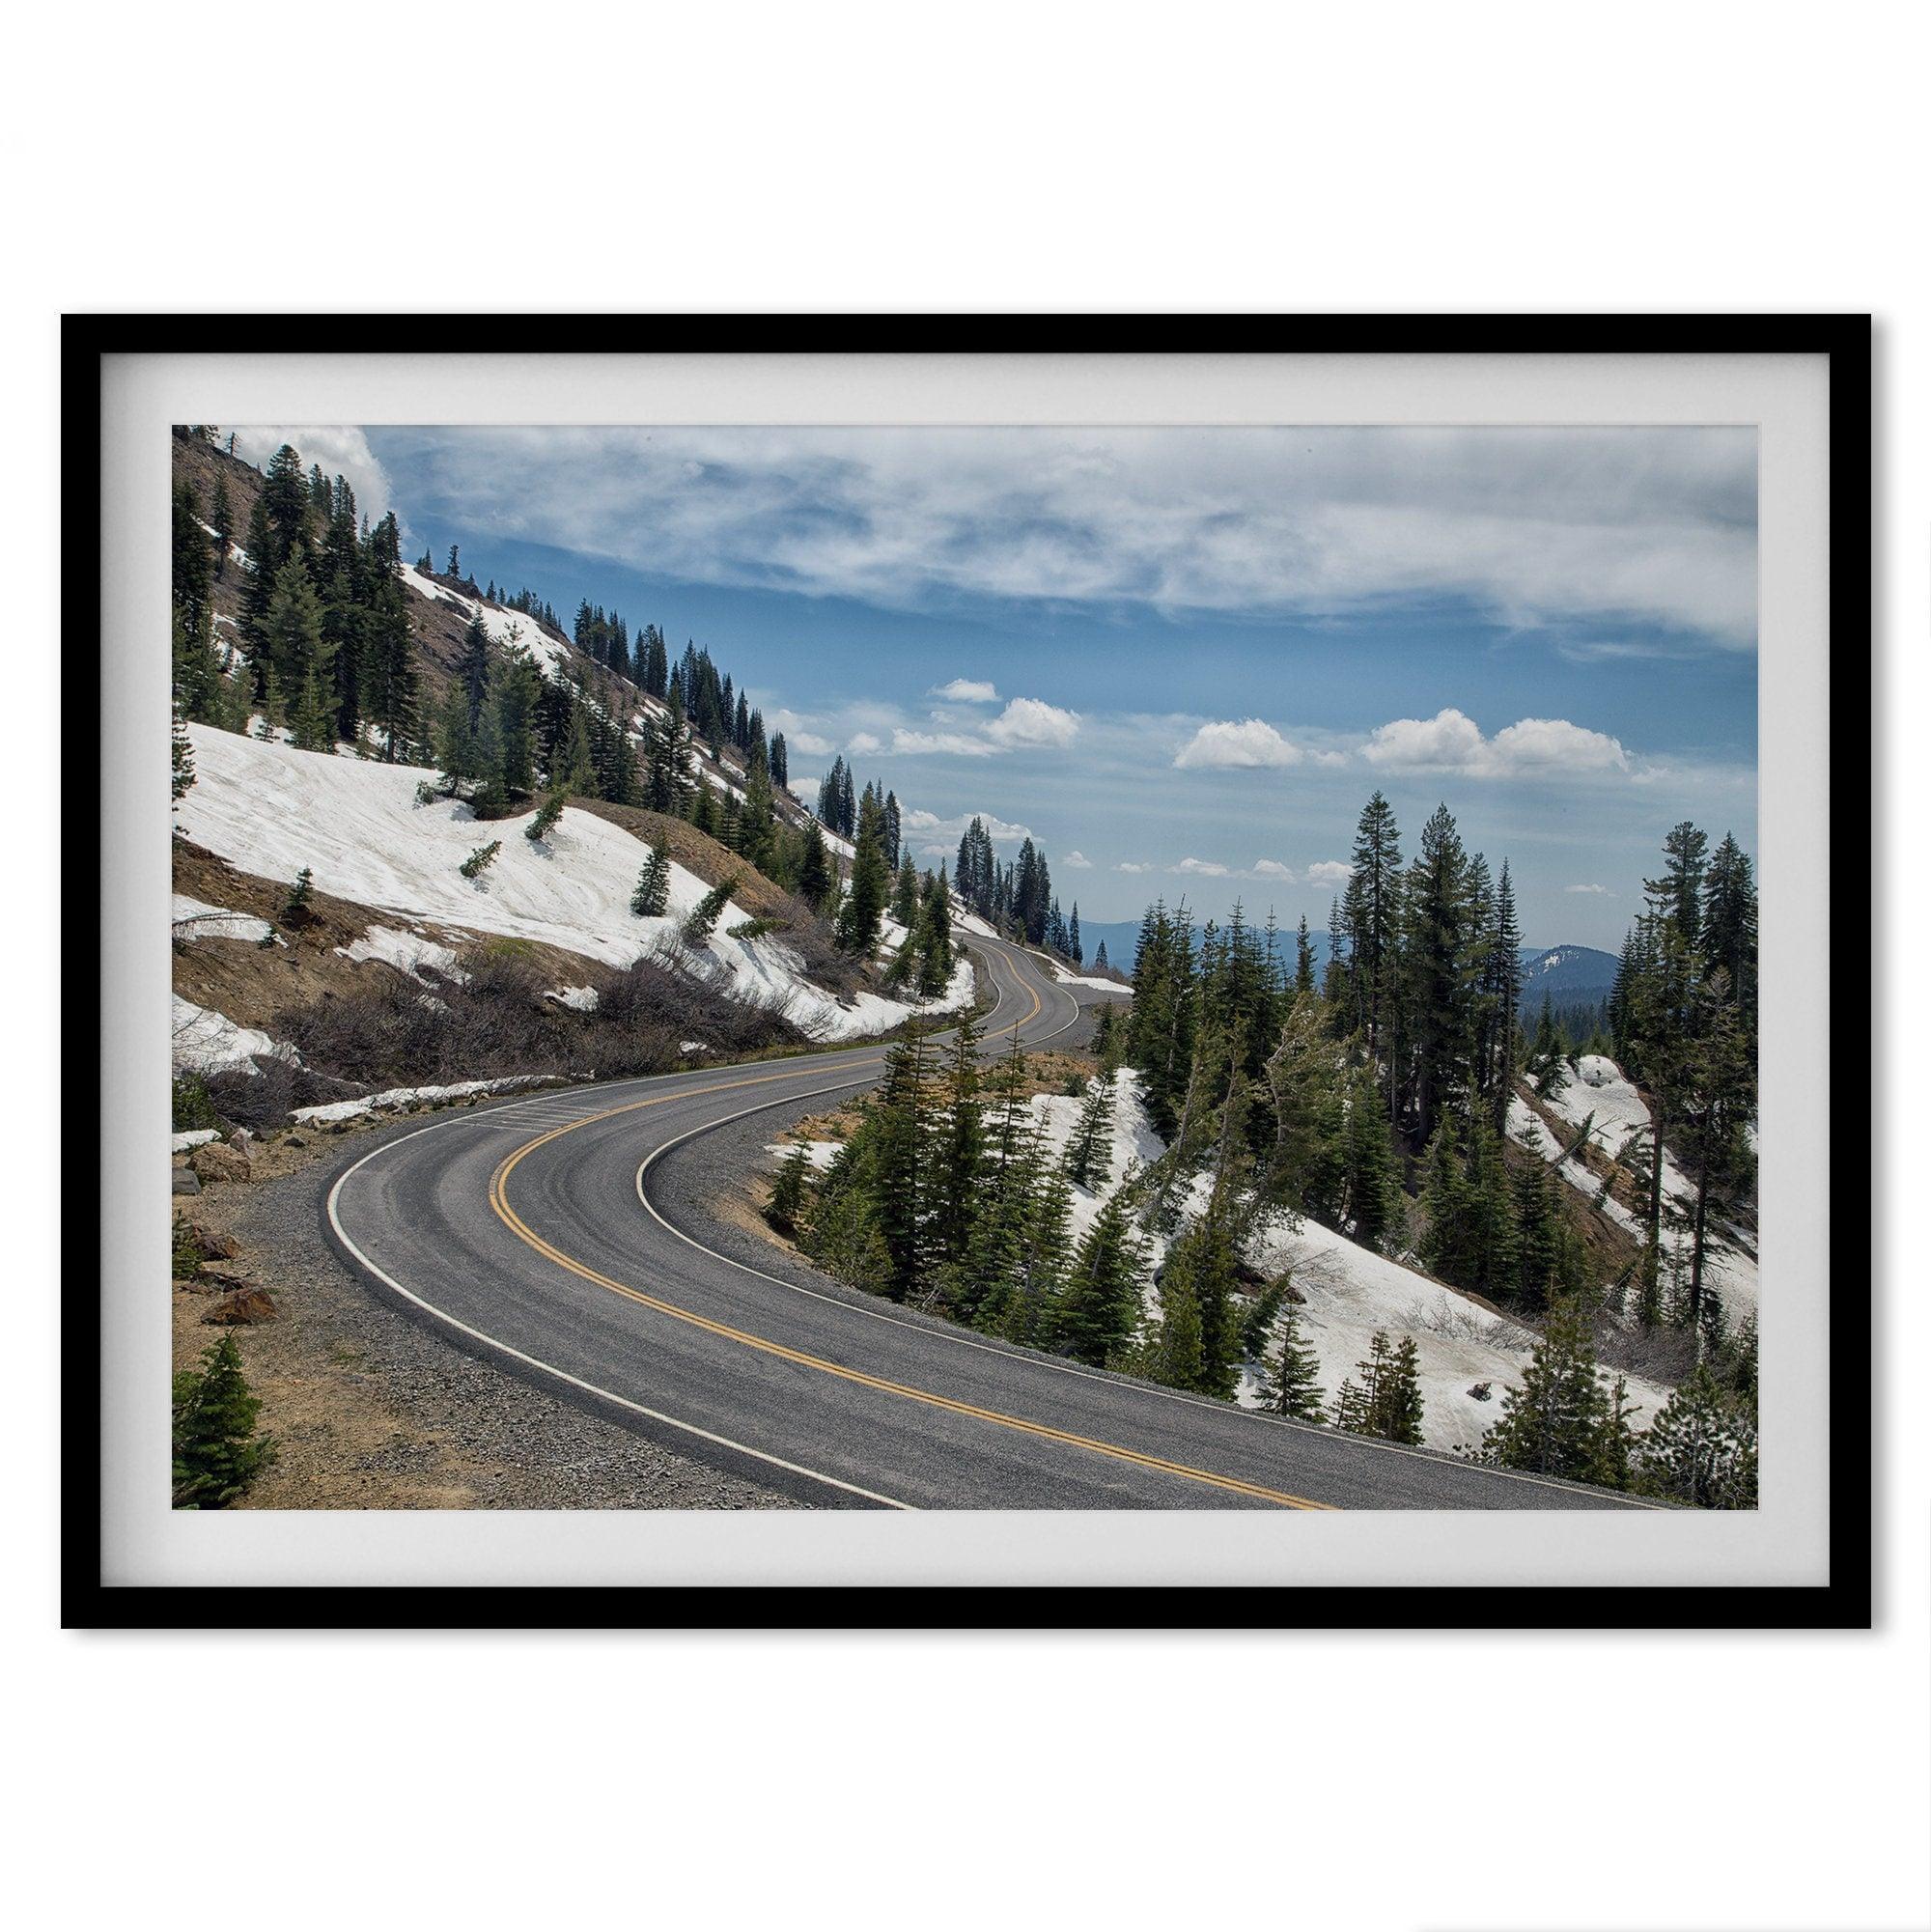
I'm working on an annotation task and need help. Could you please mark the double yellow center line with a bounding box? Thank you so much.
[485,966,1333,1510]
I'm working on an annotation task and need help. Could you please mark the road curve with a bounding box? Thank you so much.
[323,933,1652,1510]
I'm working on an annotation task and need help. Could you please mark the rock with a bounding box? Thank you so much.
[199,1258,260,1290]
[285,1134,307,1149]
[192,1142,253,1184]
[204,1285,277,1325]
[228,1128,256,1153]
[185,1218,239,1260]
[171,1166,202,1196]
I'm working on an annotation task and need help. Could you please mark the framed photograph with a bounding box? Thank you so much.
[70,317,1868,1626]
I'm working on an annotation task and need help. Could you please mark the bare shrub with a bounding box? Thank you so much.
[266,941,809,1122]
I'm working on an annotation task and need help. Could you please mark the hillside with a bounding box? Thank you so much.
[168,432,985,1129]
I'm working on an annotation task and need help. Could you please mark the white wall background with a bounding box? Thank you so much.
[9,5,1922,1927]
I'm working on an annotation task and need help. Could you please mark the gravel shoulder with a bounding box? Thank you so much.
[173,1106,805,1511]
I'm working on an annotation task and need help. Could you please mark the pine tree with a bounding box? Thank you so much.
[172,1333,275,1507]
[460,612,490,734]
[797,824,834,912]
[631,842,672,916]
[1136,1268,1206,1391]
[526,790,565,844]
[1342,791,1402,1053]
[1253,1299,1326,1420]
[1331,1330,1424,1444]
[836,790,891,956]
[1155,1210,1243,1397]
[682,874,739,945]
[1479,1298,1629,1485]
[170,698,196,805]
[461,840,502,881]
[263,556,326,718]
[1051,1188,1148,1367]
[929,1005,985,1286]
[1637,1360,1756,1508]
[1063,1074,1115,1190]
[1486,858,1523,1128]
[209,471,234,577]
[766,1142,813,1236]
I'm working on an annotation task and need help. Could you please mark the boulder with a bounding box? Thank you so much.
[185,1218,239,1261]
[171,1166,202,1196]
[191,1142,253,1184]
[204,1285,277,1325]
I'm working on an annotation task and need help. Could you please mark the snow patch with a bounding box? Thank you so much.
[336,925,467,982]
[171,1129,220,1153]
[172,895,275,945]
[171,995,291,1076]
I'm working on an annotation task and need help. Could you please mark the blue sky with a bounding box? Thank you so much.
[242,425,1758,946]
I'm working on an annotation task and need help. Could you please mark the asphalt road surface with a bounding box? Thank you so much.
[325,933,1651,1509]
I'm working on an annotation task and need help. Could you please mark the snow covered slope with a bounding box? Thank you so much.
[177,726,966,1043]
[1532,1057,1758,1315]
[778,1066,1676,1451]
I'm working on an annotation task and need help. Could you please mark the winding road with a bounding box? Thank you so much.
[324,934,1650,1509]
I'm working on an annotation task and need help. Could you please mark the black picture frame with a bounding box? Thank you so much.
[66,314,1872,1630]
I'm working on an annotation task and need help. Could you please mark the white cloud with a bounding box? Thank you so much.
[1173,717,1304,770]
[905,809,1033,845]
[984,697,1080,748]
[1175,857,1231,877]
[1362,707,1631,778]
[1249,859,1297,881]
[1564,882,1612,895]
[1063,850,1093,869]
[847,732,883,755]
[892,728,1001,757]
[788,730,834,757]
[931,678,999,703]
[376,424,1757,646]
[1116,861,1155,875]
[1305,859,1353,888]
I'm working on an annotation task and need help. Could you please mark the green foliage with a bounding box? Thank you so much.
[172,1334,274,1509]
[1331,1330,1424,1445]
[1251,1298,1327,1421]
[1144,1209,1242,1396]
[836,791,892,956]
[461,839,502,881]
[1477,1298,1633,1488]
[1063,1074,1114,1191]
[1050,1188,1149,1368]
[172,1074,218,1133]
[766,1143,813,1237]
[631,843,672,917]
[682,874,740,946]
[525,790,566,844]
[281,867,315,924]
[1636,1359,1757,1508]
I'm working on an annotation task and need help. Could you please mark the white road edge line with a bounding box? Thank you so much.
[324,1105,913,1511]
